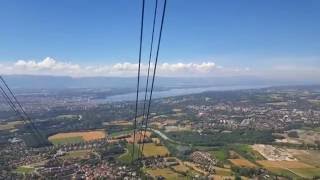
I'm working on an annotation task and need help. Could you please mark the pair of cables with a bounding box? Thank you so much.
[0,76,47,147]
[131,0,167,163]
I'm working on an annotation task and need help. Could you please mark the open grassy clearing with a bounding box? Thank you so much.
[61,150,91,159]
[142,143,170,157]
[110,130,133,137]
[209,149,228,162]
[15,166,35,174]
[118,143,140,164]
[146,168,186,180]
[50,136,84,145]
[48,130,105,145]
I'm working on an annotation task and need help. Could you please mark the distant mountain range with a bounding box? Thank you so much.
[2,75,319,90]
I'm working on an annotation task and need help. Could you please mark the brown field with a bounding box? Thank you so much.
[126,131,151,143]
[257,160,314,169]
[0,121,24,131]
[229,159,257,168]
[214,166,232,176]
[48,130,106,141]
[287,149,320,167]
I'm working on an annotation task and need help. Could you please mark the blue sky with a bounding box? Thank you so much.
[0,0,319,78]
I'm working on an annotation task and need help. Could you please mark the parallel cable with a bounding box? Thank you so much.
[138,0,158,159]
[0,83,43,144]
[140,0,167,155]
[131,0,145,163]
[0,76,46,146]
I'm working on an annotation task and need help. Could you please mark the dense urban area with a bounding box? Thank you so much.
[1,85,320,179]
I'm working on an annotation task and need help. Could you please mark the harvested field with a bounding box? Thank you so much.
[287,149,320,167]
[214,166,232,176]
[126,131,151,143]
[258,160,320,178]
[228,159,257,168]
[48,130,106,145]
[257,160,314,169]
[173,164,189,173]
[252,144,296,161]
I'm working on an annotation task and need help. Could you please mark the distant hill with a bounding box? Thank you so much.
[2,75,318,90]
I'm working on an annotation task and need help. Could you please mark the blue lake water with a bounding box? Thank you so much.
[104,85,269,102]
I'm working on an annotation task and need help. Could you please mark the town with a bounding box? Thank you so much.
[1,85,320,179]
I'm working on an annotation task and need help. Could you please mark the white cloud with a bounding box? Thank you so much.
[1,57,319,80]
[1,57,247,77]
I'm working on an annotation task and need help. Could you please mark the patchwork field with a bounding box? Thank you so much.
[287,149,320,167]
[257,160,320,178]
[146,168,185,180]
[48,130,106,145]
[142,143,170,157]
[229,159,257,168]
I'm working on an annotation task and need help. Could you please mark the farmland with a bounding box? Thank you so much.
[48,130,106,145]
[15,166,35,174]
[146,168,186,180]
[228,159,257,168]
[0,121,24,131]
[118,143,140,164]
[257,160,320,178]
[141,143,170,157]
[61,150,91,160]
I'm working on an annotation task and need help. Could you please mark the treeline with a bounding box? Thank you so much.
[166,130,274,146]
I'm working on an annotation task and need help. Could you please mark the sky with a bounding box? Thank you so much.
[0,0,319,80]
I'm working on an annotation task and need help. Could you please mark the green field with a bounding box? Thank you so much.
[110,130,133,137]
[142,143,170,157]
[62,150,90,159]
[291,168,320,179]
[209,149,228,162]
[118,143,140,164]
[15,166,35,174]
[231,144,264,162]
[50,136,84,145]
[267,168,300,179]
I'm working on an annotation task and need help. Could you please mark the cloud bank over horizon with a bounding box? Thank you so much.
[0,57,250,77]
[0,57,319,82]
